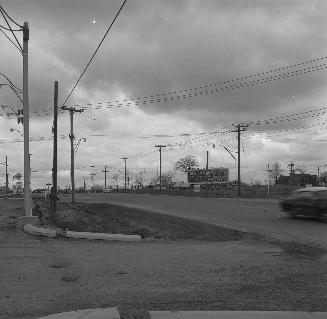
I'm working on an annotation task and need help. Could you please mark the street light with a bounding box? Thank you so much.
[9,128,23,136]
[74,137,86,156]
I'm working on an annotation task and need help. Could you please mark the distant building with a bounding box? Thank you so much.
[276,173,318,187]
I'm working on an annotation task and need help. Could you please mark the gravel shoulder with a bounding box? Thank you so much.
[0,199,327,319]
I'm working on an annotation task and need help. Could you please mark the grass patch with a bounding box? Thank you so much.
[44,201,257,242]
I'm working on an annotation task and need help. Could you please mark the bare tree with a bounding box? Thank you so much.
[175,155,199,173]
[296,165,307,174]
[268,162,283,184]
[151,171,175,188]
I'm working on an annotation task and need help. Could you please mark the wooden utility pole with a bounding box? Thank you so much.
[52,81,58,210]
[155,145,166,190]
[61,106,84,203]
[5,156,8,198]
[288,161,295,186]
[205,150,209,191]
[121,158,128,190]
[102,165,109,188]
[23,21,32,216]
[231,124,248,196]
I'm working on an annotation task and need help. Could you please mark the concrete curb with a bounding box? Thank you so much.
[149,311,327,319]
[35,308,327,319]
[66,230,142,241]
[24,224,142,241]
[24,224,57,238]
[36,307,120,319]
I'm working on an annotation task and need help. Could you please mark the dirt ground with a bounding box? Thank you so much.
[1,199,327,319]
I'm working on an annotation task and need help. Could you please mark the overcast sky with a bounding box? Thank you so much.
[1,0,327,189]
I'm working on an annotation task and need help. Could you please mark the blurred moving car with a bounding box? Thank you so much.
[280,187,327,221]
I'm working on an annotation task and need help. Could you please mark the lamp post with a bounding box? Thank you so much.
[9,128,23,136]
[74,138,86,155]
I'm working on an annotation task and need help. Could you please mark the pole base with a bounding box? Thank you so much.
[16,216,38,229]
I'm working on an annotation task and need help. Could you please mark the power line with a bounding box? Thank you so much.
[0,5,22,28]
[0,6,22,52]
[61,0,127,108]
[70,56,327,109]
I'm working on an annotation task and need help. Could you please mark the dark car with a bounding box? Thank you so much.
[32,189,61,200]
[280,187,327,221]
[31,189,47,199]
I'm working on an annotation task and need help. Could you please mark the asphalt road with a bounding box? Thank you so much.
[71,193,327,248]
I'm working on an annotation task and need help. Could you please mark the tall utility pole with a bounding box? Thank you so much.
[155,145,166,190]
[5,156,8,198]
[288,161,295,186]
[52,81,58,210]
[23,21,32,216]
[61,106,84,203]
[266,164,271,197]
[205,150,209,191]
[231,124,248,197]
[121,158,128,190]
[102,165,109,188]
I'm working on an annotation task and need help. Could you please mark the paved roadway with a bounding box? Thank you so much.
[71,193,327,248]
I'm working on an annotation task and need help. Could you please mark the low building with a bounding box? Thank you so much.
[276,174,318,187]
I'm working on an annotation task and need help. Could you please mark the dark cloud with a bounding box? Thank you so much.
[1,0,327,187]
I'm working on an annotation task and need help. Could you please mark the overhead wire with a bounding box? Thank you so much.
[0,6,22,52]
[61,0,127,108]
[70,56,327,110]
[0,27,22,52]
[0,5,23,28]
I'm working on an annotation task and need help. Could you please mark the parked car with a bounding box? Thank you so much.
[103,188,112,193]
[32,189,61,200]
[280,187,327,221]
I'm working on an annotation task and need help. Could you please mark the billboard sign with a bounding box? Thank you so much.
[188,168,229,184]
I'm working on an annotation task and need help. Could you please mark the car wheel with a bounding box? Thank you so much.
[319,211,327,223]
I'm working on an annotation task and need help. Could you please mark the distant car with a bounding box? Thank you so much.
[32,189,47,199]
[280,187,327,221]
[103,188,112,193]
[32,189,61,200]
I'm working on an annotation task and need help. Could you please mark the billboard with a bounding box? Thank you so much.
[188,168,229,185]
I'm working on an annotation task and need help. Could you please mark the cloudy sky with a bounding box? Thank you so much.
[1,0,327,189]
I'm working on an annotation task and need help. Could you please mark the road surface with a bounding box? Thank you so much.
[70,193,327,248]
